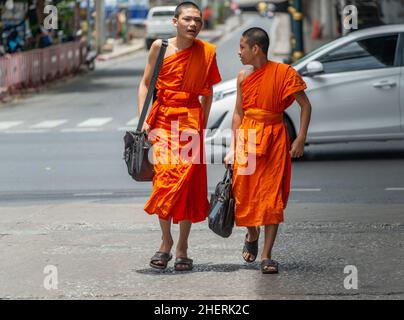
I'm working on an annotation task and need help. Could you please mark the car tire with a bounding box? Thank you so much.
[145,38,155,50]
[284,115,296,145]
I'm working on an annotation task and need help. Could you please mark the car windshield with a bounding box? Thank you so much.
[152,11,174,17]
[292,39,342,67]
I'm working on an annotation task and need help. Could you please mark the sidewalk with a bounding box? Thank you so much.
[0,198,402,299]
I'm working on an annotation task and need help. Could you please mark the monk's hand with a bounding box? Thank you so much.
[224,150,235,168]
[290,136,305,158]
[141,122,151,135]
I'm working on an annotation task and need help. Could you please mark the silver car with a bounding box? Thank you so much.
[206,24,404,147]
[144,6,176,50]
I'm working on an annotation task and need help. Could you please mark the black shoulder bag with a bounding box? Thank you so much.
[208,167,235,238]
[123,39,168,182]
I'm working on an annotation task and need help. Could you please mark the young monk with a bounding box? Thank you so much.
[138,1,221,271]
[224,27,312,274]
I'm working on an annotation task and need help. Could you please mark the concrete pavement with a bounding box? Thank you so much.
[0,196,403,299]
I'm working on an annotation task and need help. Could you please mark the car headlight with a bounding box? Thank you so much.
[212,89,236,102]
[212,91,224,102]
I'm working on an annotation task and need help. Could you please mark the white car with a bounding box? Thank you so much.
[144,6,176,50]
[206,24,404,147]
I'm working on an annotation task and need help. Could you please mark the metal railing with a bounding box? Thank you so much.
[0,41,87,99]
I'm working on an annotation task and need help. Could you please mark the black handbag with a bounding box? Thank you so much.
[208,167,235,238]
[123,39,168,182]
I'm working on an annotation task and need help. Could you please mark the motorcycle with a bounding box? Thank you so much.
[85,44,97,71]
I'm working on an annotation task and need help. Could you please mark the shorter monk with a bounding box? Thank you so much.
[224,27,312,274]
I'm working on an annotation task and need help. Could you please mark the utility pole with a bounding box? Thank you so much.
[87,0,92,47]
[288,0,304,62]
[95,0,105,54]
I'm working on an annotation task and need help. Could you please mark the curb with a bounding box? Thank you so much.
[97,42,145,61]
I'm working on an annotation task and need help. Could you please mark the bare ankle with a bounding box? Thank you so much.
[160,238,173,253]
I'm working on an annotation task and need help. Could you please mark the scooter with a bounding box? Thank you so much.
[85,44,97,71]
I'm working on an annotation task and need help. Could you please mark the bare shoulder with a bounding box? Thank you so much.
[150,39,162,52]
[237,67,253,86]
[147,40,163,61]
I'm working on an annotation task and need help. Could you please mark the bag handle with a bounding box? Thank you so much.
[223,167,233,183]
[136,39,169,132]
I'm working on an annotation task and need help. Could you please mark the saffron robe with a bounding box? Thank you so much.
[233,61,307,226]
[144,39,222,224]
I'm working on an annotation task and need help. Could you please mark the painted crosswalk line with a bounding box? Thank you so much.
[77,118,113,128]
[30,120,68,129]
[0,121,23,130]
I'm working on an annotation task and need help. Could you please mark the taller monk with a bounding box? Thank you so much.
[137,1,221,271]
[224,28,312,274]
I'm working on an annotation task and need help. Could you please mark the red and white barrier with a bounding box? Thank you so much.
[0,41,87,99]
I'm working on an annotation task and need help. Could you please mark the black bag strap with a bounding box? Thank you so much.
[137,39,168,132]
[223,167,233,183]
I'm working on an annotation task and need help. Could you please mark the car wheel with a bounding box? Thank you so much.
[145,38,154,50]
[284,115,296,145]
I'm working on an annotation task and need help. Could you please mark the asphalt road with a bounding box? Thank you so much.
[0,14,403,300]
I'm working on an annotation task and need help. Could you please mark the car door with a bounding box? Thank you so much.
[304,33,401,140]
[400,33,404,133]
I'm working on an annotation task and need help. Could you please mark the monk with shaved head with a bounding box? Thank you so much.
[224,27,312,274]
[138,1,221,271]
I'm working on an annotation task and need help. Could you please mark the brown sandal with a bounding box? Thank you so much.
[174,257,193,271]
[242,234,259,263]
[261,259,279,274]
[149,251,172,270]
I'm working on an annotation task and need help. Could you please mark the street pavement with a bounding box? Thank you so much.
[0,13,403,300]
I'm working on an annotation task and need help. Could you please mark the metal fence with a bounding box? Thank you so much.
[0,41,87,99]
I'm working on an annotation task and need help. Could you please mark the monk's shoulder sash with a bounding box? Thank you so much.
[182,39,216,94]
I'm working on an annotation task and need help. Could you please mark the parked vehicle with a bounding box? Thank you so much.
[144,6,176,50]
[1,21,25,54]
[206,24,404,147]
[85,44,97,71]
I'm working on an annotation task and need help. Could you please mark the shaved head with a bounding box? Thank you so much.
[242,27,270,55]
[174,1,202,18]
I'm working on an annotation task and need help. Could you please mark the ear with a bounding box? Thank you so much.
[172,17,178,26]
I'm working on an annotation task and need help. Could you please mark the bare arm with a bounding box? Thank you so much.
[137,40,161,130]
[224,71,245,165]
[290,90,312,158]
[201,94,213,129]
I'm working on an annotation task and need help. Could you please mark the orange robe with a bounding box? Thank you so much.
[233,61,307,227]
[144,39,221,224]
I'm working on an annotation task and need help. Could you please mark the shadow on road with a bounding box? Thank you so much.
[135,262,261,275]
[300,144,404,162]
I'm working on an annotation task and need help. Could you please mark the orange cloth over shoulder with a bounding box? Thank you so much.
[144,39,221,224]
[233,61,306,227]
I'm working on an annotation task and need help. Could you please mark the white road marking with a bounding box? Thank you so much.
[291,188,322,192]
[385,187,404,191]
[117,127,136,132]
[61,128,103,133]
[77,118,113,128]
[126,117,139,126]
[31,120,68,129]
[0,121,23,130]
[73,192,114,197]
[3,129,49,134]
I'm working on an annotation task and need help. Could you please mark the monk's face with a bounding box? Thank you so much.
[239,37,255,65]
[173,7,203,40]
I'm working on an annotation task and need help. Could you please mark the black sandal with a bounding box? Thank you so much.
[174,257,193,271]
[242,234,259,263]
[149,251,172,270]
[261,259,279,274]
